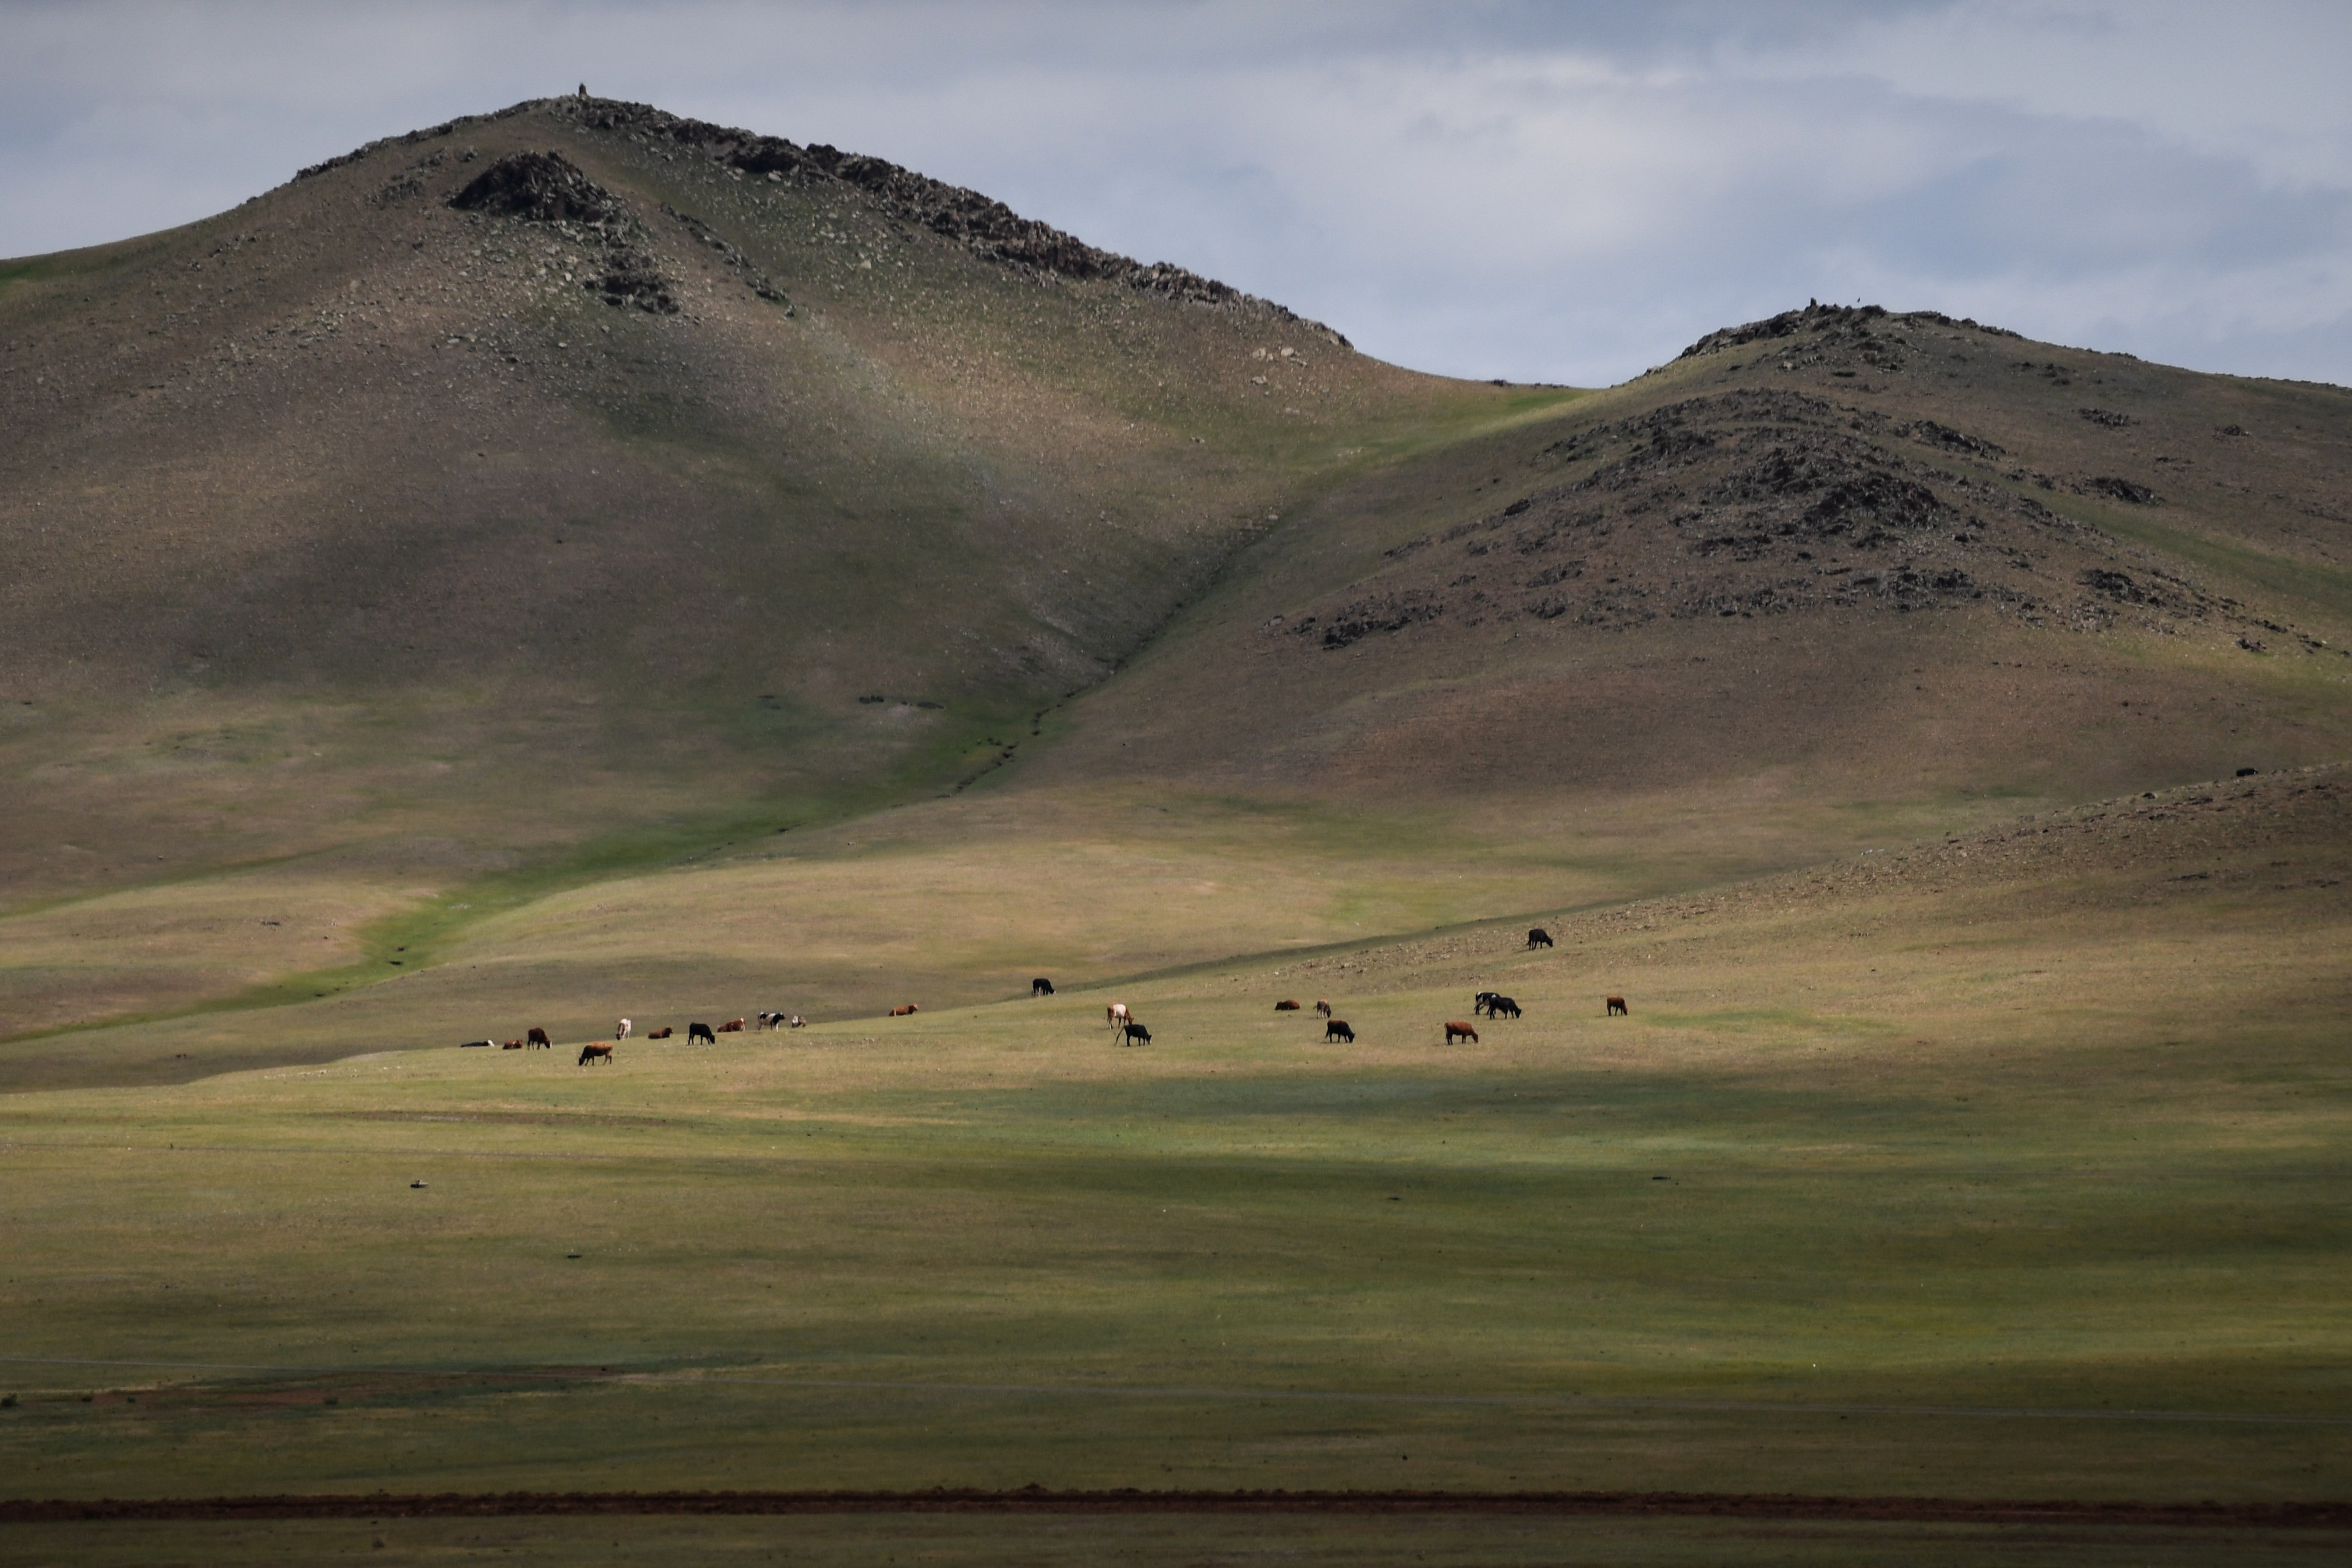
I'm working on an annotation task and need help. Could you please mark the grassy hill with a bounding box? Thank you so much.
[3,100,2349,1065]
[0,95,1527,903]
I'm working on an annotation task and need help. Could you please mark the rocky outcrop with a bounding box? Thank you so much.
[445,151,677,313]
[555,97,1348,344]
[448,150,622,225]
[1675,301,2021,362]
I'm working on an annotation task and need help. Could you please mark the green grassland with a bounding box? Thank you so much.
[3,775,2346,1545]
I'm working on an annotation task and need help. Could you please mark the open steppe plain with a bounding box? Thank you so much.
[3,765,2347,1563]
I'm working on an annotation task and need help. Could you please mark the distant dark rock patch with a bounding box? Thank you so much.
[2078,407,2137,428]
[1297,595,1444,650]
[1894,419,2004,458]
[584,253,677,313]
[448,150,622,225]
[2081,476,2159,506]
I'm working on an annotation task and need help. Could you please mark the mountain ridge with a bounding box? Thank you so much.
[289,94,1350,343]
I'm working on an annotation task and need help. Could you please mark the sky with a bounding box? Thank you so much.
[4,0,2348,387]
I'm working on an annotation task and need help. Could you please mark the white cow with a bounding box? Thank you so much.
[1106,1003,1130,1029]
[615,1018,632,1040]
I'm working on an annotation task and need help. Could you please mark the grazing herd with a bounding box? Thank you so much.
[459,935,1631,1064]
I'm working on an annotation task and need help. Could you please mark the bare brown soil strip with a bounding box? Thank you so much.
[2,1491,2346,1527]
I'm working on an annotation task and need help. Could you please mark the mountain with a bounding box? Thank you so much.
[0,94,1529,906]
[2,97,2349,1062]
[1029,303,2352,817]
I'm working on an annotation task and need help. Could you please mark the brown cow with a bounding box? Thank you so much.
[1315,1000,1332,1017]
[647,1026,673,1039]
[500,1039,523,1051]
[787,1014,807,1028]
[718,1018,746,1033]
[1106,1003,1130,1028]
[1444,1020,1479,1044]
[1606,995,1629,1016]
[526,1026,552,1049]
[577,1044,613,1065]
[890,1004,919,1017]
[1275,999,1301,1012]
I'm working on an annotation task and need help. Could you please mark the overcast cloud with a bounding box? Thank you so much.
[3,0,2347,386]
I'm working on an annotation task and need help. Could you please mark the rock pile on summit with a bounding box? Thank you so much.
[446,150,676,313]
[448,150,622,225]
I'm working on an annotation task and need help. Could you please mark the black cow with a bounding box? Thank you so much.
[1527,927,1554,949]
[1032,977,1056,997]
[1488,996,1522,1020]
[1474,991,1502,1017]
[688,1021,717,1045]
[1324,1019,1354,1043]
[1121,1021,1152,1047]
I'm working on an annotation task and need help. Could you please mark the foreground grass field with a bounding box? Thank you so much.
[5,1512,2349,1567]
[3,770,2346,1566]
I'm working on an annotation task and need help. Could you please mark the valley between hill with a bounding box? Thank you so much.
[1,95,2349,1546]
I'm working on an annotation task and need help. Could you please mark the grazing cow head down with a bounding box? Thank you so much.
[1315,1000,1331,1016]
[1444,1021,1479,1044]
[1121,1021,1152,1046]
[1032,977,1055,996]
[1527,928,1554,949]
[577,1044,613,1065]
[1325,1019,1354,1043]
[688,1022,716,1044]
[1606,995,1629,1016]
[890,1004,920,1016]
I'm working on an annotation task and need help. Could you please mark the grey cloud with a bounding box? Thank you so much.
[0,0,2344,385]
